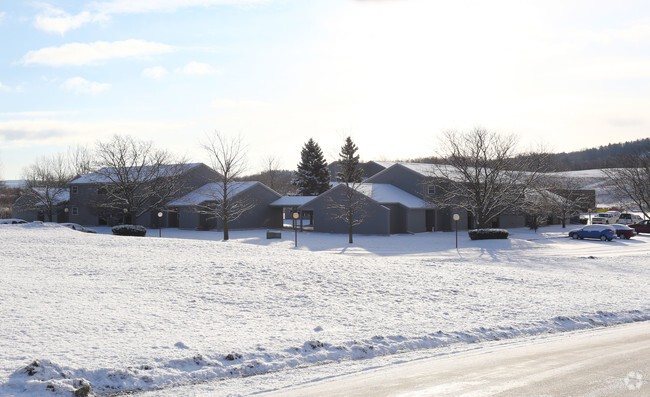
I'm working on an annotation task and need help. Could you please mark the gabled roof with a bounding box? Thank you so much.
[353,183,432,209]
[366,162,438,183]
[71,163,204,184]
[167,181,258,207]
[31,188,70,206]
[269,196,317,207]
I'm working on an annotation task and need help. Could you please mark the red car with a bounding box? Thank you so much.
[630,220,650,234]
[611,224,636,239]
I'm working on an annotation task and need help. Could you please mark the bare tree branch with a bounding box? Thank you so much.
[93,135,188,225]
[602,152,650,218]
[20,153,74,221]
[428,128,550,228]
[200,131,249,240]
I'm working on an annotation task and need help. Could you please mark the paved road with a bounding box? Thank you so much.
[264,321,650,396]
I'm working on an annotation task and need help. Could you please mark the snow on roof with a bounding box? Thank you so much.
[371,162,466,181]
[32,188,70,205]
[167,181,257,206]
[354,183,432,209]
[371,161,397,169]
[270,196,317,207]
[71,163,203,184]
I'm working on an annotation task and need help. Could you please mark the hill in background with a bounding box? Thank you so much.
[404,138,650,172]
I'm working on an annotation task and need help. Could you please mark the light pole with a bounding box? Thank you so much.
[588,208,592,225]
[157,211,163,237]
[292,211,299,248]
[64,207,69,222]
[123,208,128,224]
[453,213,460,249]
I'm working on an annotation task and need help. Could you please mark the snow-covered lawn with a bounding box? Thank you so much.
[1,223,649,396]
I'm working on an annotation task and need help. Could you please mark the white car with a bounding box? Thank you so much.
[591,211,620,224]
[617,213,642,225]
[0,218,28,224]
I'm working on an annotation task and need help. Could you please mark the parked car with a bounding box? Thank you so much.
[0,218,28,224]
[610,224,636,239]
[630,220,650,234]
[568,225,616,241]
[61,223,97,233]
[618,213,643,225]
[591,211,620,224]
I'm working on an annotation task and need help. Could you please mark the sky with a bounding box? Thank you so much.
[1,0,650,180]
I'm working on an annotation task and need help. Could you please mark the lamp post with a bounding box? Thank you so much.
[292,211,299,248]
[453,213,460,249]
[157,211,163,237]
[64,207,69,222]
[588,208,592,225]
[123,208,128,224]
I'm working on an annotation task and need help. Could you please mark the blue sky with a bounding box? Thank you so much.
[2,0,650,179]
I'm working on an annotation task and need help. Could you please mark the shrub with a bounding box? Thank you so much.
[112,224,147,237]
[468,228,509,240]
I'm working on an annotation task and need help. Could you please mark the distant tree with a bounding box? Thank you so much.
[544,175,591,228]
[20,153,74,221]
[427,128,549,229]
[67,144,95,177]
[200,131,252,241]
[602,152,650,219]
[329,137,366,243]
[259,155,281,192]
[94,135,188,225]
[293,138,331,196]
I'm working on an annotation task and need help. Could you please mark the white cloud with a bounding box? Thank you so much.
[0,11,6,24]
[62,77,110,95]
[0,111,81,117]
[177,61,220,76]
[210,98,268,109]
[142,66,169,80]
[0,82,22,93]
[92,0,269,15]
[33,5,105,35]
[21,40,174,66]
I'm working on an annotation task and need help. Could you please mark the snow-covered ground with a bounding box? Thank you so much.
[1,223,649,396]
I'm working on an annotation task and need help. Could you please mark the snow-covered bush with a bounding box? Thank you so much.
[468,228,509,240]
[111,225,147,237]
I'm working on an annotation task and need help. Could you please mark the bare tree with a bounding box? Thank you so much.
[428,128,549,229]
[542,175,592,228]
[93,135,188,225]
[20,153,74,221]
[259,155,281,191]
[67,144,95,177]
[200,131,250,240]
[602,153,650,218]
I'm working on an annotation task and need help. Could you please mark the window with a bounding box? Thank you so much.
[97,186,107,195]
[72,207,78,215]
[71,186,78,194]
[427,185,436,195]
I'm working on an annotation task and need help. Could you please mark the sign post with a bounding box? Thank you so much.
[292,212,300,248]
[453,213,460,249]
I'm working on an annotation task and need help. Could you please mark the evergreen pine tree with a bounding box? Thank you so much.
[336,137,363,184]
[293,138,331,196]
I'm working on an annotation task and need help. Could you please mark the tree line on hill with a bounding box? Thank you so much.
[407,137,650,172]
